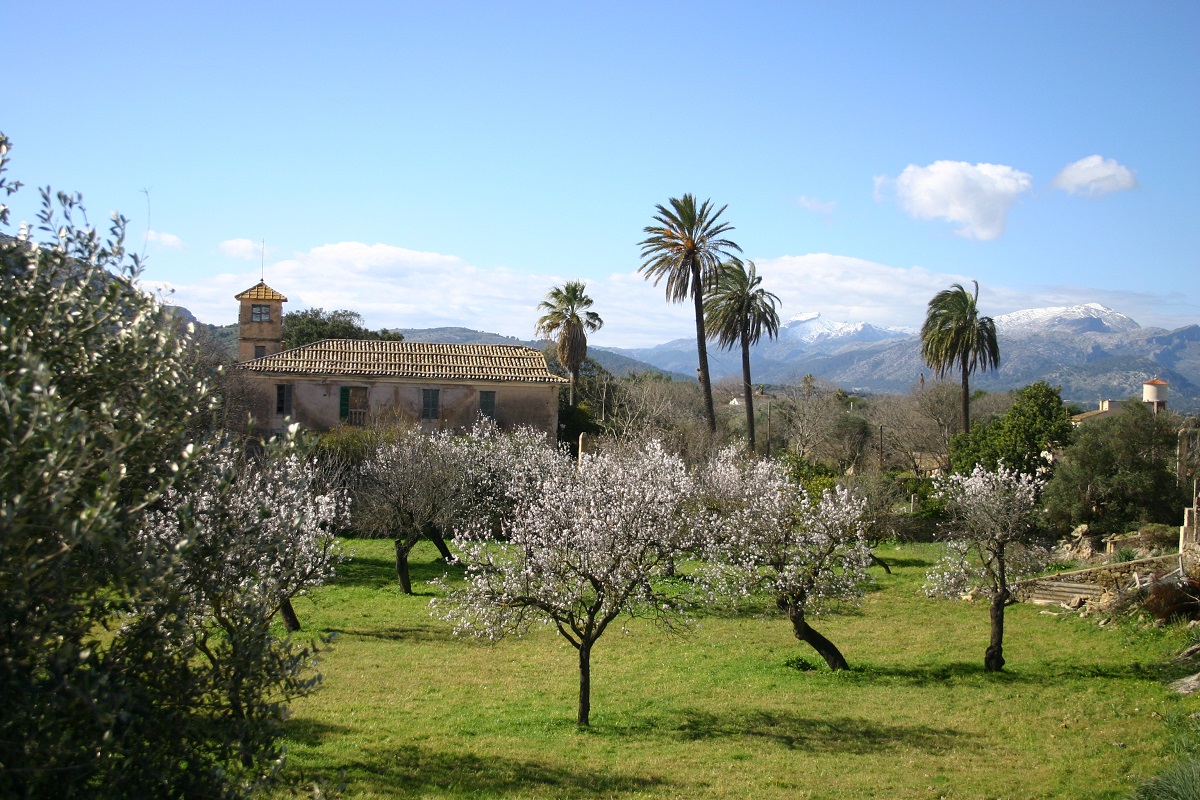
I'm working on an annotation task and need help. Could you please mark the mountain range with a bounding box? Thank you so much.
[197,303,1200,413]
[603,303,1200,413]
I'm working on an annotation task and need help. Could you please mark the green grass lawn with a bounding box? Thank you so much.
[277,540,1200,799]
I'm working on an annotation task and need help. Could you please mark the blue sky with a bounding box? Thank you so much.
[4,1,1197,347]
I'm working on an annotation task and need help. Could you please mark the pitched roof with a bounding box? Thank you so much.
[238,339,568,384]
[1144,378,1168,386]
[235,281,288,302]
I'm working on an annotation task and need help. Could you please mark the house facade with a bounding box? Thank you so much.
[233,282,566,437]
[238,339,565,435]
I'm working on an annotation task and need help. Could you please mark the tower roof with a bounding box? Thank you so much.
[235,281,287,302]
[1144,377,1168,386]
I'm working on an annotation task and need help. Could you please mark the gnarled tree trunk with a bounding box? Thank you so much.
[428,528,454,562]
[779,597,849,671]
[278,598,302,632]
[394,538,412,594]
[577,641,592,727]
[985,588,1008,672]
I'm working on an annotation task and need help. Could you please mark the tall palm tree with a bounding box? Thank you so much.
[639,194,741,433]
[704,258,780,451]
[535,280,603,406]
[920,280,1000,434]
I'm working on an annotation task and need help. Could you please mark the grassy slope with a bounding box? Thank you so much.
[279,541,1200,799]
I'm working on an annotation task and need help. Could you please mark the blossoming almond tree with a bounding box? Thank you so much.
[433,441,697,726]
[140,431,349,631]
[698,450,873,670]
[924,464,1048,672]
[356,426,465,593]
[454,417,569,536]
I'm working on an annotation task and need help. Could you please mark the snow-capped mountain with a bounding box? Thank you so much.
[993,303,1140,336]
[607,303,1200,410]
[780,312,911,347]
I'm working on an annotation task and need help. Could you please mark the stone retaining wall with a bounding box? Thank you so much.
[1012,553,1186,602]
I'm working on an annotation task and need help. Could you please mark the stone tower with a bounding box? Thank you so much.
[235,280,287,362]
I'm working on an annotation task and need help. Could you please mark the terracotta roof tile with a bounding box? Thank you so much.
[238,339,568,384]
[235,281,288,302]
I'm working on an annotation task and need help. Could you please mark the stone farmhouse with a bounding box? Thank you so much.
[233,281,566,436]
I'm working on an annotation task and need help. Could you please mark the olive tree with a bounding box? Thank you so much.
[0,133,328,797]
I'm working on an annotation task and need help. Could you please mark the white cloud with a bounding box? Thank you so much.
[150,241,1198,351]
[753,254,956,330]
[1051,155,1137,197]
[157,241,694,348]
[145,230,184,249]
[891,160,1033,240]
[796,195,836,215]
[218,238,267,260]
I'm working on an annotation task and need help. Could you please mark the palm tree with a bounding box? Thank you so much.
[704,258,780,451]
[639,195,741,433]
[920,280,1000,434]
[535,280,603,406]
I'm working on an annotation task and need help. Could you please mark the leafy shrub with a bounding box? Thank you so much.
[783,655,818,672]
[1131,758,1200,800]
[1116,546,1139,563]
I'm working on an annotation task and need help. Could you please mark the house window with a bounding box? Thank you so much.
[479,390,496,419]
[339,386,368,425]
[422,388,440,421]
[251,304,271,322]
[254,345,267,359]
[276,384,293,415]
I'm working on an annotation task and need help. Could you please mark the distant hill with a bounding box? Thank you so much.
[608,304,1200,413]
[195,305,1200,412]
[394,327,684,378]
[197,322,681,380]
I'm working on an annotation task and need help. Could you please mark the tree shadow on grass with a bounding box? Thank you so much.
[877,557,937,569]
[333,553,465,593]
[853,659,1189,685]
[332,553,399,588]
[640,709,970,755]
[325,622,459,644]
[312,743,667,799]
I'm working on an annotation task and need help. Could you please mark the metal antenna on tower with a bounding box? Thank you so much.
[260,239,265,282]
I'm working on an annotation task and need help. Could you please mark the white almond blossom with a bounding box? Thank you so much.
[696,448,873,670]
[433,440,696,726]
[140,434,348,631]
[924,464,1047,672]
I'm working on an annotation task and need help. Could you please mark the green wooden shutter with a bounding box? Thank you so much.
[339,386,350,419]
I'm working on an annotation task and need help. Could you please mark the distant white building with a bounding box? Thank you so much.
[1071,377,1169,425]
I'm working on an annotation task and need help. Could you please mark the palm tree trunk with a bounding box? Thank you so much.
[692,263,717,434]
[568,369,576,407]
[960,361,971,434]
[741,330,755,451]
